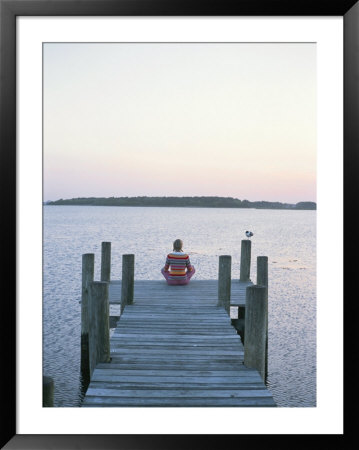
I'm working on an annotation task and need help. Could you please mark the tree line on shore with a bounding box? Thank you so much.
[46,196,316,210]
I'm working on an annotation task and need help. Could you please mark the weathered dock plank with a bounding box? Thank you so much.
[83,397,276,407]
[108,279,251,306]
[90,375,262,385]
[92,368,262,377]
[82,279,275,407]
[85,388,274,398]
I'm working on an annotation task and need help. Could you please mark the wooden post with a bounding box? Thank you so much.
[217,255,232,314]
[121,254,135,313]
[88,281,110,377]
[257,256,268,381]
[81,253,94,384]
[101,241,111,282]
[240,239,251,281]
[257,256,268,288]
[244,285,267,381]
[97,282,110,365]
[43,376,54,407]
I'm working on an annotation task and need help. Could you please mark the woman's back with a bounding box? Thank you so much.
[165,251,192,278]
[161,239,195,285]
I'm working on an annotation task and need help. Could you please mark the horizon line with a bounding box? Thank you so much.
[44,195,316,205]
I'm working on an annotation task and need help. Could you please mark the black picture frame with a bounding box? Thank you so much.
[1,0,356,448]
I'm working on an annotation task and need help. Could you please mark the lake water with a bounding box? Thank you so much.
[43,205,316,407]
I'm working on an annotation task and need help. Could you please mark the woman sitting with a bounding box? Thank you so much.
[161,239,196,285]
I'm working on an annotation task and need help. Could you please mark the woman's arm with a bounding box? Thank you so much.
[186,256,193,271]
[164,255,170,272]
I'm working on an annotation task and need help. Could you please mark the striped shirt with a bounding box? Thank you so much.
[164,252,193,280]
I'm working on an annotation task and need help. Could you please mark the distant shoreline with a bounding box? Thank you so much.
[44,196,316,210]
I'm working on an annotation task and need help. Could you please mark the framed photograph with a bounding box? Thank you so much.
[1,0,356,448]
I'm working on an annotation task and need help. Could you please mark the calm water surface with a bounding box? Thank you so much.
[43,205,316,407]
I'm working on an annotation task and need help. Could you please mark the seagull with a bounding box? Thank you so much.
[245,230,253,239]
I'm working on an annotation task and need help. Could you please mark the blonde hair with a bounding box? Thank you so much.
[173,239,183,252]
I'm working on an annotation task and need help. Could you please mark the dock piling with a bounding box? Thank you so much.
[88,281,110,377]
[121,254,135,313]
[101,242,111,282]
[257,256,269,381]
[81,253,94,383]
[240,239,251,282]
[244,285,268,381]
[43,376,54,407]
[218,255,232,314]
[257,256,268,288]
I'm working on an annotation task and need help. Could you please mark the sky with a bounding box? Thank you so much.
[43,43,316,203]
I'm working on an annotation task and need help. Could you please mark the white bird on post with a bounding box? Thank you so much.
[245,230,253,239]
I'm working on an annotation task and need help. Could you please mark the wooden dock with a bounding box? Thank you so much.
[82,279,276,407]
